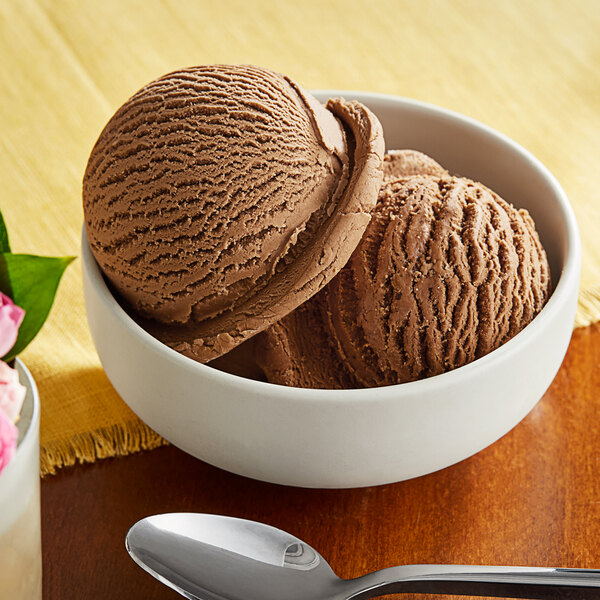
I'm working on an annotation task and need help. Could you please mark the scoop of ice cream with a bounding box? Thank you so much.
[256,169,551,389]
[83,65,384,362]
[383,149,447,180]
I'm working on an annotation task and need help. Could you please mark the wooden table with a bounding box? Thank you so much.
[41,323,600,599]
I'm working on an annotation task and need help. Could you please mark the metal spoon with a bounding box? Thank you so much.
[126,513,600,599]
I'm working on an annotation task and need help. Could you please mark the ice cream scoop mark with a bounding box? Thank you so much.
[101,185,176,219]
[105,181,222,218]
[219,225,283,260]
[104,142,154,163]
[96,154,189,197]
[105,98,170,136]
[463,209,488,287]
[381,270,396,358]
[144,266,196,281]
[217,169,290,219]
[505,209,531,334]
[111,134,300,211]
[174,68,235,84]
[90,228,145,254]
[96,207,219,252]
[231,70,296,101]
[329,266,388,387]
[473,209,502,353]
[376,222,405,358]
[109,99,291,159]
[95,159,163,189]
[113,99,251,137]
[164,100,229,116]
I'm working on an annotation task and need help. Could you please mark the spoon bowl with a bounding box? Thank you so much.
[126,513,600,600]
[126,513,342,600]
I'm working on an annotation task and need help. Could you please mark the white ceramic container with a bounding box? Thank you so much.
[0,359,42,598]
[82,92,581,488]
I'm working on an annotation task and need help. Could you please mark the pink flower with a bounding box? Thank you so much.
[0,361,26,422]
[0,408,18,475]
[0,292,25,358]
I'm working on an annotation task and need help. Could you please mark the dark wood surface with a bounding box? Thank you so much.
[41,323,600,599]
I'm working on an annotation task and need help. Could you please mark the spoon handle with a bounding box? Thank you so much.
[349,565,600,599]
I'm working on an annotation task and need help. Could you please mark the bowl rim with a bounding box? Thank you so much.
[82,91,581,403]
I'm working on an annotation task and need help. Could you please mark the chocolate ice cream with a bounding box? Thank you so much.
[256,155,551,388]
[383,149,447,180]
[83,65,384,362]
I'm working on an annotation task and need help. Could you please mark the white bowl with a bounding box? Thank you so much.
[82,92,581,489]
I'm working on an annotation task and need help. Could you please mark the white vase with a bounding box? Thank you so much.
[0,358,42,599]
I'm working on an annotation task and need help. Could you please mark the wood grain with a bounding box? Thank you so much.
[41,323,600,599]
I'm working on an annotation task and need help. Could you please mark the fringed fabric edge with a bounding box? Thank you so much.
[40,419,168,477]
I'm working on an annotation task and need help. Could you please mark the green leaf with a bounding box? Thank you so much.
[0,211,10,253]
[0,253,75,360]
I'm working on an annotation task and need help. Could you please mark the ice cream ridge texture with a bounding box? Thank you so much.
[256,150,551,388]
[83,64,385,362]
[84,64,551,388]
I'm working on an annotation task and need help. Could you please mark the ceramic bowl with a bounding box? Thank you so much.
[82,92,581,489]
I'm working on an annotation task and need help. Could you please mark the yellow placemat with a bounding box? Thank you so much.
[1,0,599,475]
